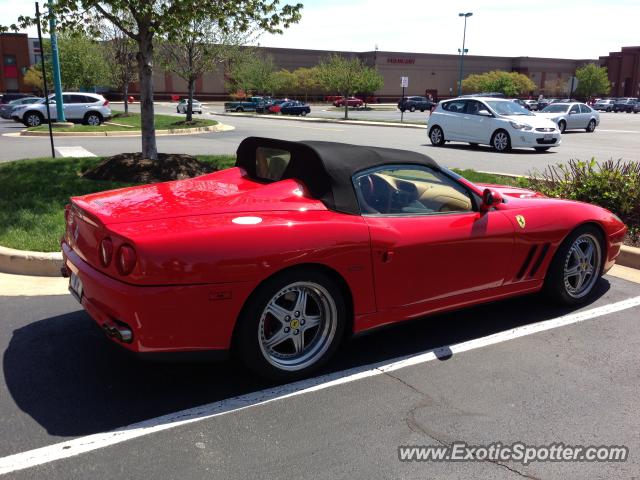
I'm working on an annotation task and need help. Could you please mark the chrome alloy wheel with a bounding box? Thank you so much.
[86,114,101,126]
[563,233,601,299]
[493,131,509,151]
[430,127,443,144]
[258,281,338,371]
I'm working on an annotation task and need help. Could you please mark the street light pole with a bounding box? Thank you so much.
[457,12,472,96]
[47,0,66,122]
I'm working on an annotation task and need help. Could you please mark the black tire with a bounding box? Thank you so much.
[429,126,445,146]
[586,119,596,132]
[409,106,416,112]
[535,147,550,152]
[558,120,566,133]
[491,129,511,152]
[301,110,308,116]
[84,112,103,126]
[543,225,604,305]
[420,109,425,112]
[235,107,244,112]
[606,108,612,112]
[400,108,406,113]
[176,107,180,113]
[23,111,43,127]
[235,268,346,381]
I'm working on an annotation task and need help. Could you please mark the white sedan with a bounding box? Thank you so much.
[176,99,203,114]
[427,97,561,152]
[536,102,600,133]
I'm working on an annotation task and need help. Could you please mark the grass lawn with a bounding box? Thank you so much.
[27,111,218,133]
[0,156,520,252]
[0,155,235,252]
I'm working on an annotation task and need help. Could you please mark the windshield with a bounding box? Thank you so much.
[485,100,533,116]
[541,104,570,113]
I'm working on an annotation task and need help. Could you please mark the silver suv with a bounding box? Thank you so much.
[11,92,112,127]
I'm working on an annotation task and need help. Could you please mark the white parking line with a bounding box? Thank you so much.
[54,146,97,157]
[1,295,639,475]
[597,129,640,133]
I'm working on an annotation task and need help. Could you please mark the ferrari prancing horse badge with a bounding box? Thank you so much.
[515,215,526,229]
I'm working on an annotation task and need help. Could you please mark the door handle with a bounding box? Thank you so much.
[382,251,395,263]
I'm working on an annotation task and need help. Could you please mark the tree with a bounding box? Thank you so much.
[317,54,365,119]
[575,63,611,98]
[269,69,296,97]
[292,66,321,102]
[357,67,384,107]
[462,70,536,96]
[56,32,110,90]
[159,20,249,122]
[103,22,137,114]
[227,54,276,96]
[15,1,302,160]
[23,66,44,94]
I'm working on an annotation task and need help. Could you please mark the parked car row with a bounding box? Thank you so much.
[426,96,603,152]
[0,96,42,119]
[592,97,640,113]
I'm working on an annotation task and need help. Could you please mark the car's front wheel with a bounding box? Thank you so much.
[586,119,596,132]
[429,126,445,146]
[235,269,346,380]
[491,130,511,152]
[557,120,566,133]
[544,226,604,305]
[24,111,43,127]
[301,110,308,116]
[409,106,416,112]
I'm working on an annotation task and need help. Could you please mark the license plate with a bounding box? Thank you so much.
[544,134,552,140]
[69,272,84,302]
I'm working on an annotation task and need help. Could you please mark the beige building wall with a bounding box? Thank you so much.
[138,45,596,100]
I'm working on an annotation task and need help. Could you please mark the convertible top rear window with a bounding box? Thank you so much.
[255,147,291,182]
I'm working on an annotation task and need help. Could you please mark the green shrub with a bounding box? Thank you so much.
[525,159,640,242]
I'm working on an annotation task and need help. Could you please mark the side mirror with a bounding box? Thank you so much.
[478,109,492,117]
[480,188,503,212]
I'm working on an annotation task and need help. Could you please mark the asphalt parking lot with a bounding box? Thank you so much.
[0,273,639,478]
[1,105,639,176]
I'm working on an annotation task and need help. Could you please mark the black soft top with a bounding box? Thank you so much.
[236,137,440,215]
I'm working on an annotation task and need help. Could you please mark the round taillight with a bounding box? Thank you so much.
[116,244,137,276]
[100,238,114,267]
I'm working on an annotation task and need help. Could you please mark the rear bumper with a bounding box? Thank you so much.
[62,242,253,355]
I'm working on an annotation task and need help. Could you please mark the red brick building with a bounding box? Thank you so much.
[600,46,640,97]
[0,33,30,93]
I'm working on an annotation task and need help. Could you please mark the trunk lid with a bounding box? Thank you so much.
[72,167,325,225]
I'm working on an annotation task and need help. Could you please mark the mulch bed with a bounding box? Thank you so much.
[82,153,215,183]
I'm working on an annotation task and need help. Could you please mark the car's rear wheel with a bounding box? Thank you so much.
[235,269,346,380]
[544,225,604,305]
[429,126,445,146]
[24,111,43,127]
[235,107,244,112]
[84,112,103,126]
[534,147,550,152]
[586,119,596,132]
[409,106,416,112]
[301,110,308,116]
[491,130,511,152]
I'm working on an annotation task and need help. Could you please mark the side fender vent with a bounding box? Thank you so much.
[529,243,551,277]
[516,245,538,279]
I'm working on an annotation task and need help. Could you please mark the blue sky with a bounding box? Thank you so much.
[1,0,638,59]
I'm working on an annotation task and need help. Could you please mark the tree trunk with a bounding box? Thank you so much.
[123,83,129,114]
[187,78,195,123]
[343,93,348,120]
[136,30,157,160]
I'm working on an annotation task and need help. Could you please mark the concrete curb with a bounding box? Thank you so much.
[0,246,63,277]
[19,123,234,138]
[213,112,427,129]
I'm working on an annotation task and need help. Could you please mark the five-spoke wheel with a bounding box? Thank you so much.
[236,269,345,380]
[544,226,604,305]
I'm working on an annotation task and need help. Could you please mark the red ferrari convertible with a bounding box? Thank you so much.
[62,137,627,380]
